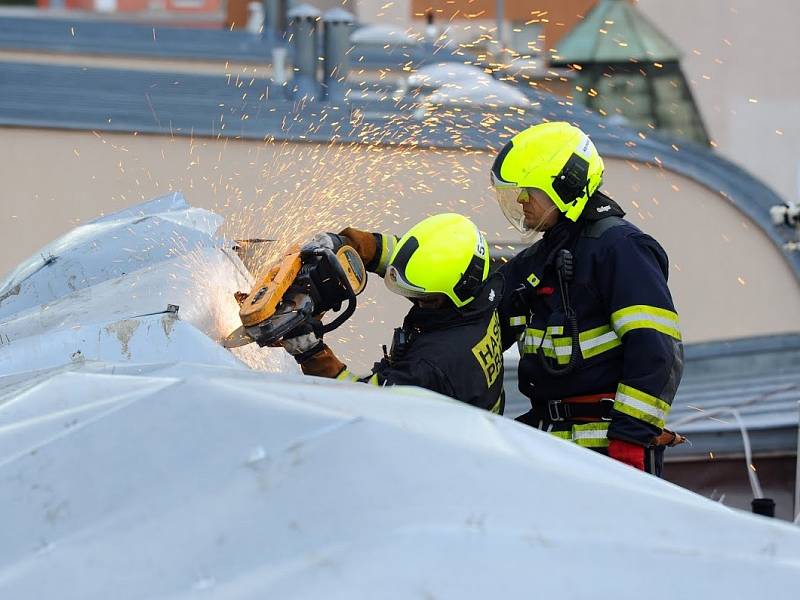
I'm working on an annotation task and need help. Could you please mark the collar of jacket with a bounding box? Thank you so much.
[526,191,627,279]
[403,271,504,333]
[580,191,626,221]
[532,217,581,276]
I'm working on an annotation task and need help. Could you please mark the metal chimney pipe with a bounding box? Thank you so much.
[287,4,321,100]
[272,46,288,85]
[246,2,265,35]
[322,8,354,103]
[264,0,291,37]
[263,0,279,38]
[496,0,505,50]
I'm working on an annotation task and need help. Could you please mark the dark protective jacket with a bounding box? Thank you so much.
[497,193,684,447]
[333,236,506,414]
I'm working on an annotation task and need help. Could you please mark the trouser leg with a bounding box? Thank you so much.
[645,445,665,477]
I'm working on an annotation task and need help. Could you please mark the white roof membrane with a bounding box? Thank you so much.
[0,195,798,598]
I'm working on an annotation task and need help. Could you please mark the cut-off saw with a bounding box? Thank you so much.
[223,242,367,348]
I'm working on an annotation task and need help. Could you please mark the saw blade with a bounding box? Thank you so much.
[221,326,255,349]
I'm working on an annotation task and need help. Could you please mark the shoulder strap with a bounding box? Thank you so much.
[519,238,543,259]
[582,216,626,239]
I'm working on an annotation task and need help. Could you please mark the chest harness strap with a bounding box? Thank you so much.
[537,248,582,377]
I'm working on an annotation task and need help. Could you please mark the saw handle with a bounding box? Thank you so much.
[308,247,359,336]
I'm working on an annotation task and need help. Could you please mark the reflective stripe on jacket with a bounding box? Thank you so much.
[498,211,684,445]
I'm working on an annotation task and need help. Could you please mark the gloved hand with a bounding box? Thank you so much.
[301,232,347,254]
[304,228,386,274]
[608,439,645,471]
[281,323,347,378]
[282,323,324,363]
[339,227,380,267]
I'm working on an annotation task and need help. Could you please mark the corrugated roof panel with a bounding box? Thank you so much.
[0,14,462,68]
[505,335,800,457]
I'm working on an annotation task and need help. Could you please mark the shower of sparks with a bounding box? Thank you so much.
[81,38,546,370]
[63,9,766,371]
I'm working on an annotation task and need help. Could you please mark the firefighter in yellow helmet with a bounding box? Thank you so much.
[281,213,505,414]
[492,122,684,475]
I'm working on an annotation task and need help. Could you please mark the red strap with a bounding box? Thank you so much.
[608,439,645,470]
[563,392,615,404]
[536,286,555,296]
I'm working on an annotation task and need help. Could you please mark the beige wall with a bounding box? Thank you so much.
[358,0,409,26]
[635,0,800,204]
[2,127,798,371]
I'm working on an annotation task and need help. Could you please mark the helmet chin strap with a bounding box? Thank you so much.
[520,226,541,244]
[522,204,559,234]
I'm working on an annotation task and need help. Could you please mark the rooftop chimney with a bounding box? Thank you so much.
[322,8,354,103]
[263,0,287,39]
[287,4,321,100]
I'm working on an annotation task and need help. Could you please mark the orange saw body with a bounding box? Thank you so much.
[223,243,367,348]
[239,245,302,329]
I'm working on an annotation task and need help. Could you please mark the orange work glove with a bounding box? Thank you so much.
[338,227,379,266]
[298,344,346,378]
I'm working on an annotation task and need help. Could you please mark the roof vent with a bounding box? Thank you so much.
[287,4,321,100]
[404,63,531,110]
[350,24,418,46]
[322,8,355,103]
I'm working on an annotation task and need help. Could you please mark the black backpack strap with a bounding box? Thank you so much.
[582,216,626,239]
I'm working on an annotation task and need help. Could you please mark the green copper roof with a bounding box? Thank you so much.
[555,0,681,63]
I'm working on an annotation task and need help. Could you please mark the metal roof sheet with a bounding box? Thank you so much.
[0,13,277,61]
[0,191,285,375]
[0,13,461,68]
[505,335,800,458]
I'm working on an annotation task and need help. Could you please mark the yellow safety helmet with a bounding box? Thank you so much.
[385,213,490,308]
[490,122,604,230]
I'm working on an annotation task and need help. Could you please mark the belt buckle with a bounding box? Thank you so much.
[547,399,565,422]
[599,397,614,421]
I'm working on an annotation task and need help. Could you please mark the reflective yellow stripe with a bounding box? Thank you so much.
[520,328,545,354]
[337,370,380,385]
[571,422,610,448]
[611,305,681,340]
[614,383,670,429]
[335,369,360,382]
[549,337,572,365]
[375,234,397,277]
[520,325,621,362]
[509,316,526,326]
[549,422,610,448]
[579,325,622,358]
[521,330,570,364]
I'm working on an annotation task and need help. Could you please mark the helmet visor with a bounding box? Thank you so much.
[495,185,528,233]
[384,264,427,299]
